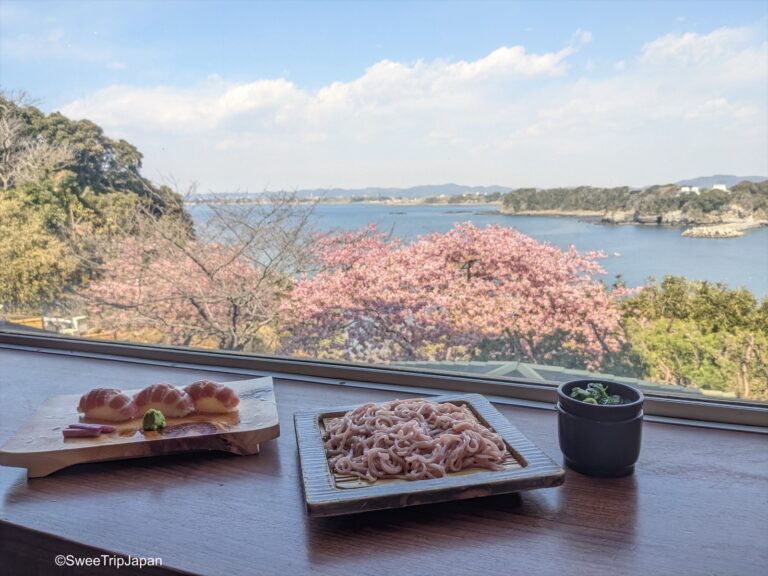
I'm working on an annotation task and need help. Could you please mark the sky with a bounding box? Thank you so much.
[1,0,767,192]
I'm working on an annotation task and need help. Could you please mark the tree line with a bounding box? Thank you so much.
[0,92,191,311]
[500,183,768,221]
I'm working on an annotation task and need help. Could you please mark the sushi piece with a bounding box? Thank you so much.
[77,388,139,422]
[134,383,194,418]
[184,380,240,414]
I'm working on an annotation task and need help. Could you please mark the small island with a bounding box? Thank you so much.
[681,222,763,238]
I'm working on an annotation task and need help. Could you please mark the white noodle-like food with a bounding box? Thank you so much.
[324,399,506,482]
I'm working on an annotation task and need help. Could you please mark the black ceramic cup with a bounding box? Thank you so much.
[557,379,644,477]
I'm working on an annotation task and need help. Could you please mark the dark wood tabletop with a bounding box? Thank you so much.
[0,347,766,576]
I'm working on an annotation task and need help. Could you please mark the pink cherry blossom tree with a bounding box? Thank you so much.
[281,223,627,369]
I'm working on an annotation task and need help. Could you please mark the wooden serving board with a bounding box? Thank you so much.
[295,393,564,517]
[0,377,279,478]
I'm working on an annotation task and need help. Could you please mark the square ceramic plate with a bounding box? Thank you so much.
[294,392,564,517]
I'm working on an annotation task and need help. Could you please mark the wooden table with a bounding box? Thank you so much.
[1,347,766,576]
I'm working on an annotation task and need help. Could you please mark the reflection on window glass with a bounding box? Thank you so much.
[1,1,766,402]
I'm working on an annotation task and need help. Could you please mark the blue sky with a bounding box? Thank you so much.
[1,0,767,190]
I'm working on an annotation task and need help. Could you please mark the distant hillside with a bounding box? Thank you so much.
[500,181,768,227]
[675,175,767,188]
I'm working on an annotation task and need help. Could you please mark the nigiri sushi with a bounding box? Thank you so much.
[184,380,240,414]
[134,383,194,418]
[77,388,139,422]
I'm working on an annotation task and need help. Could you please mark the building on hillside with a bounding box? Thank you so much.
[678,186,700,195]
[42,316,88,335]
[712,184,728,192]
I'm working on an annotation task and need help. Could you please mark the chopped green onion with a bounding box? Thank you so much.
[570,383,623,405]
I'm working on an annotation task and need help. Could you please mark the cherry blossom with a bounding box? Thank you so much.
[282,223,627,368]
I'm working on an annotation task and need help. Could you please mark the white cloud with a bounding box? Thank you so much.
[497,26,767,183]
[58,26,768,190]
[640,27,746,64]
[681,97,759,121]
[63,36,583,135]
[639,26,768,84]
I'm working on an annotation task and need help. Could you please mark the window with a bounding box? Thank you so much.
[1,1,767,418]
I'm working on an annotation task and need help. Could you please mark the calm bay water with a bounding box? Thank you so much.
[189,203,768,296]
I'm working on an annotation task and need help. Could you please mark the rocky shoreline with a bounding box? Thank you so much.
[496,207,767,238]
[681,222,766,238]
[499,208,604,218]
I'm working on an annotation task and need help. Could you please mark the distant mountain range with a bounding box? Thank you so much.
[674,175,767,188]
[189,183,512,202]
[291,183,511,200]
[189,177,767,202]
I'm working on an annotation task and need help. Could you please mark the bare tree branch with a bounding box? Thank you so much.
[82,191,317,351]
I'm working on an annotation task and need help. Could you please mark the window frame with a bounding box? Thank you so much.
[1,329,766,429]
